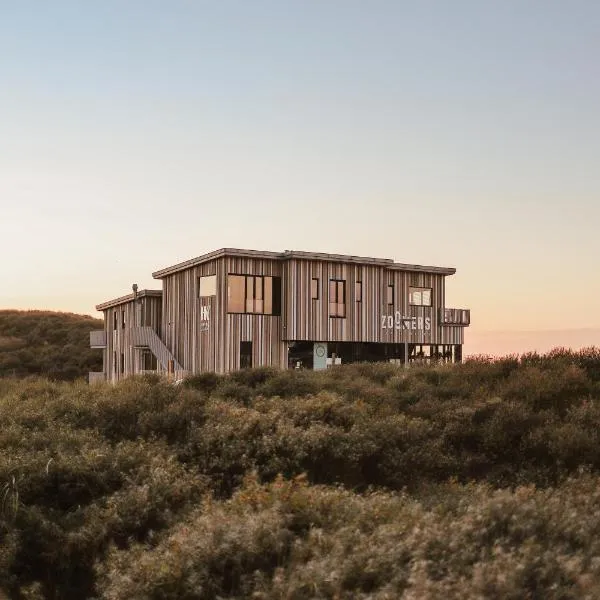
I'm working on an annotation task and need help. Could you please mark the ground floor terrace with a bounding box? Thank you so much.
[286,341,462,370]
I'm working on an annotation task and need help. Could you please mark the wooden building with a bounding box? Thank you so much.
[89,248,470,382]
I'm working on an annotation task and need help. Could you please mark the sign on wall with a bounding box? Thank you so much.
[381,312,431,331]
[199,305,210,332]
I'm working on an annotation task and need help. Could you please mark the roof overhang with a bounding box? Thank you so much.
[95,289,162,311]
[151,248,456,278]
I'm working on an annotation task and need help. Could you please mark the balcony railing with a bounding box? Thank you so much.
[88,371,106,384]
[440,308,470,326]
[90,330,107,348]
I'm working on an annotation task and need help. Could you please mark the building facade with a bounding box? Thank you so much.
[89,248,470,382]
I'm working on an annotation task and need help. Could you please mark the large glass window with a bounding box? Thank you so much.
[329,279,346,317]
[227,274,281,315]
[198,275,217,297]
[409,287,432,306]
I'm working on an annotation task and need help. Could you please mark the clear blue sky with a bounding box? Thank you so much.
[1,1,599,348]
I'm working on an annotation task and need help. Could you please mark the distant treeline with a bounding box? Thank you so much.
[0,310,103,380]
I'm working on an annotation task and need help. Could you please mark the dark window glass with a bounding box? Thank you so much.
[240,341,252,368]
[272,277,282,316]
[113,312,118,331]
[122,311,126,329]
[120,353,125,374]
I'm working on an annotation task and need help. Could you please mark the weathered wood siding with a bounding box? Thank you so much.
[160,254,464,374]
[282,259,464,346]
[224,256,286,371]
[161,255,286,374]
[102,295,163,382]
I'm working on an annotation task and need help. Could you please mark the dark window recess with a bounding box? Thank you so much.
[113,312,118,331]
[240,341,253,369]
[311,278,319,300]
[113,351,117,372]
[121,311,126,329]
[329,279,346,317]
[120,353,125,374]
[386,284,394,305]
[142,350,157,370]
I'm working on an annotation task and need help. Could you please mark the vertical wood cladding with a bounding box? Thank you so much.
[95,250,467,380]
[282,259,463,346]
[159,254,463,375]
[102,294,162,382]
[161,256,286,374]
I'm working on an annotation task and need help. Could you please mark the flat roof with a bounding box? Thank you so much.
[96,289,162,311]
[152,248,456,278]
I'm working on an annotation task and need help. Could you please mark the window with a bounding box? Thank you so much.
[120,353,125,374]
[386,284,394,305]
[113,312,118,331]
[409,287,432,306]
[355,281,362,302]
[113,351,117,372]
[121,311,126,329]
[311,278,319,300]
[227,275,281,315]
[198,275,217,297]
[329,279,346,317]
[240,341,252,369]
[142,350,157,370]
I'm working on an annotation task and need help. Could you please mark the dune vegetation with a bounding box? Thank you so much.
[1,348,600,598]
[0,310,103,381]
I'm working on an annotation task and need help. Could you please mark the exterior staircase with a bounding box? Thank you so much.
[132,327,183,373]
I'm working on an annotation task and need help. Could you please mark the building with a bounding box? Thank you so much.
[89,248,470,383]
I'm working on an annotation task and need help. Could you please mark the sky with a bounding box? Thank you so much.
[1,1,599,356]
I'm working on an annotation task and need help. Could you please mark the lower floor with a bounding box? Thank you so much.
[286,341,462,370]
[92,338,464,383]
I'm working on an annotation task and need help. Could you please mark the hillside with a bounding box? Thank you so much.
[1,350,600,598]
[0,310,103,381]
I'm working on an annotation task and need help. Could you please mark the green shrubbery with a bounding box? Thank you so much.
[1,347,600,598]
[0,311,103,380]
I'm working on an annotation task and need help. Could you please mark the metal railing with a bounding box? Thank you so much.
[440,308,470,326]
[132,327,183,372]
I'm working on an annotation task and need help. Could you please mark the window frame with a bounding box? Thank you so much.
[311,277,319,300]
[328,279,346,318]
[355,281,362,302]
[227,274,281,316]
[409,286,433,307]
[386,283,394,305]
[198,274,217,298]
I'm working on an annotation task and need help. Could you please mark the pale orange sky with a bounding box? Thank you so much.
[1,2,599,357]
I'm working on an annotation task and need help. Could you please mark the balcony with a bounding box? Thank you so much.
[440,308,470,326]
[90,330,107,348]
[88,371,106,384]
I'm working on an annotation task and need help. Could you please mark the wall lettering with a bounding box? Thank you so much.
[381,312,431,331]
